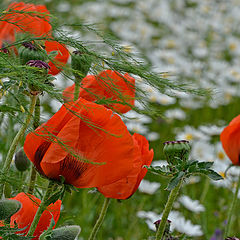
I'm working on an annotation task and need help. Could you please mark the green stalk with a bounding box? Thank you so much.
[224,174,240,238]
[200,177,210,203]
[155,178,183,240]
[0,95,38,199]
[27,180,54,237]
[88,198,111,240]
[73,78,81,101]
[28,167,37,194]
[28,97,40,194]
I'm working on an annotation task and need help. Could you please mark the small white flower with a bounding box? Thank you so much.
[146,132,160,141]
[165,108,186,120]
[138,180,160,195]
[178,195,205,213]
[191,141,214,162]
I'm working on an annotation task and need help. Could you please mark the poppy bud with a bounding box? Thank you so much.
[26,59,50,94]
[19,42,47,65]
[40,225,81,240]
[0,199,21,222]
[14,148,31,172]
[163,140,190,165]
[71,50,92,79]
[154,219,171,233]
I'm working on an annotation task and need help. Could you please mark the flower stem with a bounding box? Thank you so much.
[0,94,38,199]
[155,178,183,240]
[88,197,111,240]
[74,79,81,101]
[28,167,37,194]
[224,174,240,238]
[200,177,210,203]
[27,180,54,237]
[28,97,40,194]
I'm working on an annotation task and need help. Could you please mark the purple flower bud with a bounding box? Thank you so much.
[154,219,171,233]
[26,60,50,69]
[22,42,37,51]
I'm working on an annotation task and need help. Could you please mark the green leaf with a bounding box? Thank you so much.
[166,171,185,191]
[197,161,214,169]
[205,169,223,180]
[145,165,173,177]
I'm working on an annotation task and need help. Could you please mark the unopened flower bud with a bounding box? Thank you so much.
[163,140,190,165]
[154,219,171,233]
[14,148,30,172]
[19,42,47,65]
[26,60,50,69]
[0,199,21,222]
[40,225,81,240]
[71,50,92,80]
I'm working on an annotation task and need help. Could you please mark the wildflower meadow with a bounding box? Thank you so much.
[0,0,239,239]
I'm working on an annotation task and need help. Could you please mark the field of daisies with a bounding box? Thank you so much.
[0,0,240,239]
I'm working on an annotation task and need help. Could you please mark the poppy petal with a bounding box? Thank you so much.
[10,192,61,239]
[38,98,135,187]
[45,41,69,75]
[220,114,240,165]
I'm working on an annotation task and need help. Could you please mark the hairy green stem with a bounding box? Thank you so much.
[224,174,240,238]
[28,97,40,194]
[74,79,81,101]
[0,95,37,199]
[200,177,210,203]
[88,197,111,240]
[28,167,37,194]
[155,178,183,240]
[27,181,54,237]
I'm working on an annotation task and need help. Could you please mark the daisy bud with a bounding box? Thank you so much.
[0,199,21,222]
[40,225,81,240]
[71,50,92,79]
[14,148,31,172]
[163,140,190,165]
[19,42,47,65]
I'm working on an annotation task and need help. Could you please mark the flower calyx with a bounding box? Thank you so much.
[19,42,47,65]
[26,60,50,95]
[163,140,190,165]
[71,50,92,80]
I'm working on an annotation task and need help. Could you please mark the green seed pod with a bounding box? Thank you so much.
[14,148,31,172]
[19,42,47,65]
[0,199,21,222]
[163,140,191,165]
[71,50,92,80]
[40,225,81,240]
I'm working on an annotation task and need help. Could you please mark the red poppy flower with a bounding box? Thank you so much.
[0,2,69,75]
[0,192,61,239]
[45,40,69,75]
[63,70,135,113]
[220,114,240,165]
[98,133,154,199]
[0,2,51,46]
[24,98,136,188]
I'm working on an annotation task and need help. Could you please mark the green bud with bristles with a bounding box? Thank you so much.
[14,148,31,172]
[19,42,47,65]
[71,50,92,80]
[163,140,191,165]
[40,225,81,240]
[0,199,21,222]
